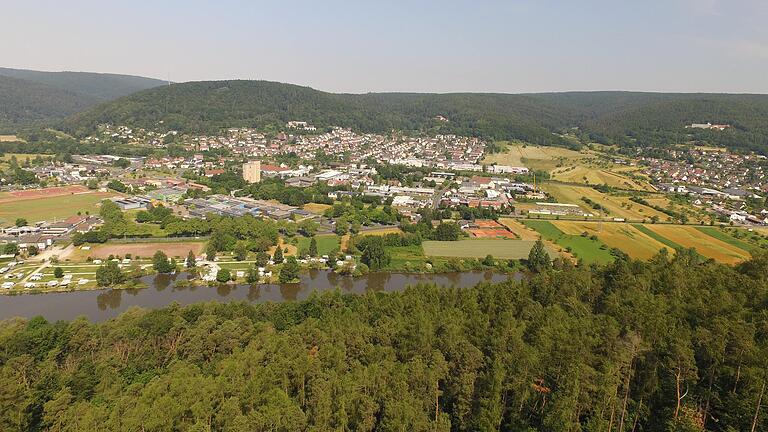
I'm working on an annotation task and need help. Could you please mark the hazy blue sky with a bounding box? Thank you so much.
[2,0,767,93]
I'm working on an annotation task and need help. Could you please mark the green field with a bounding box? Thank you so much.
[386,245,432,268]
[422,239,549,260]
[695,227,756,252]
[523,220,615,264]
[0,193,113,225]
[297,235,341,256]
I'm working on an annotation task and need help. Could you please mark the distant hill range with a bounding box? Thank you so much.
[60,80,768,154]
[4,71,768,154]
[0,67,166,132]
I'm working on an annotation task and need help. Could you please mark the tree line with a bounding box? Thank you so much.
[0,248,766,431]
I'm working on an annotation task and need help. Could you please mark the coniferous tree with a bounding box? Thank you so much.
[527,239,551,272]
[279,256,300,282]
[273,247,284,264]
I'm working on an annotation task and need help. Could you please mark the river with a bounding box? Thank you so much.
[0,270,517,322]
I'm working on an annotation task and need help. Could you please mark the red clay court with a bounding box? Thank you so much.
[468,228,518,239]
[474,219,504,228]
[2,185,91,202]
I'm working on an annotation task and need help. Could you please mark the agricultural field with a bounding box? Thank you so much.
[483,142,587,172]
[540,183,669,221]
[549,166,655,191]
[0,135,23,142]
[297,234,341,255]
[522,220,615,264]
[70,241,206,260]
[498,218,539,240]
[694,227,757,253]
[643,196,712,224]
[484,142,656,191]
[0,190,118,226]
[642,224,751,264]
[719,227,768,249]
[552,220,673,260]
[422,239,553,260]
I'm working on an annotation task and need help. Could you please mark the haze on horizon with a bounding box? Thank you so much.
[2,0,768,94]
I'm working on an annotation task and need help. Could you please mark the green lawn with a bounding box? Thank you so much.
[423,239,549,260]
[523,220,614,264]
[0,193,113,226]
[632,224,683,250]
[695,227,756,252]
[297,235,341,256]
[386,245,429,268]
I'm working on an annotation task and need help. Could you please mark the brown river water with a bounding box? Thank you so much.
[0,270,518,322]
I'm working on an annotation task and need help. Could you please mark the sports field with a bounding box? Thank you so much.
[540,183,669,221]
[467,220,517,238]
[643,225,751,264]
[76,241,206,260]
[0,191,117,226]
[552,220,673,260]
[0,185,91,202]
[522,220,615,264]
[423,239,554,260]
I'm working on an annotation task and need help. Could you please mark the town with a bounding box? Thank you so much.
[2,120,768,294]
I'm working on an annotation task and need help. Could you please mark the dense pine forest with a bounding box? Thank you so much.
[1,249,766,431]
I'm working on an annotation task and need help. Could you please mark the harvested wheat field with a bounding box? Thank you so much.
[483,143,586,172]
[541,183,668,221]
[552,221,673,260]
[498,218,539,240]
[550,166,656,191]
[644,225,751,264]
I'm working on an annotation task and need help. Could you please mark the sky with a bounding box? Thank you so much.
[2,0,768,94]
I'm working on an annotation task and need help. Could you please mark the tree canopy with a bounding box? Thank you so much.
[0,249,767,431]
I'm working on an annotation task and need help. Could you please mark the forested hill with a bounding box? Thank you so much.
[61,80,768,153]
[0,67,166,101]
[1,250,767,431]
[0,75,99,131]
[0,67,166,132]
[62,80,583,147]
